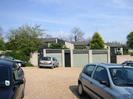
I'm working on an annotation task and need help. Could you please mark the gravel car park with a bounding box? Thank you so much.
[23,67,89,99]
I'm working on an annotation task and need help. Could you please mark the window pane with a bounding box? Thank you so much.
[110,68,133,86]
[41,57,51,61]
[128,63,133,67]
[93,66,108,82]
[13,67,24,80]
[84,65,95,77]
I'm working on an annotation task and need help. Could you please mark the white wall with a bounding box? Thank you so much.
[92,54,108,63]
[65,42,74,49]
[73,54,89,67]
[30,49,110,67]
[117,55,133,64]
[30,52,38,66]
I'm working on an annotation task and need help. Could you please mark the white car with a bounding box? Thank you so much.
[38,56,59,69]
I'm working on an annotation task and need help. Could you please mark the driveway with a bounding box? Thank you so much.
[23,67,90,99]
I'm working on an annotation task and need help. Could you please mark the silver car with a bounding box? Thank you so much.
[39,56,59,68]
[78,63,133,99]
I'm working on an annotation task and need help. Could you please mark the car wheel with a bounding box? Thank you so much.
[78,83,85,96]
[51,66,54,69]
[56,64,58,68]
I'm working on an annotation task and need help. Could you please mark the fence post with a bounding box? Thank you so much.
[43,49,46,57]
[89,50,92,63]
[107,47,111,63]
[70,49,74,67]
[62,50,65,67]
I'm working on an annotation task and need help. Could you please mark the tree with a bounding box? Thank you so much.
[127,32,133,49]
[90,32,104,49]
[6,25,44,61]
[0,38,5,50]
[70,27,84,42]
[49,43,64,49]
[0,27,5,50]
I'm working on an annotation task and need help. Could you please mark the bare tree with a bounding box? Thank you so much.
[45,34,52,38]
[70,27,84,42]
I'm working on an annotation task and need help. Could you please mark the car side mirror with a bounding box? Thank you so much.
[18,63,22,67]
[100,80,110,87]
[14,80,24,85]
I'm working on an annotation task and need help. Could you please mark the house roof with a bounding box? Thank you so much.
[41,37,76,44]
[73,41,90,46]
[40,38,57,42]
[105,42,126,47]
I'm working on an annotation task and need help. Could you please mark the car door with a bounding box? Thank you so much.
[81,64,96,97]
[13,66,25,99]
[91,66,113,99]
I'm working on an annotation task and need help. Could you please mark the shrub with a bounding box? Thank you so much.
[5,50,30,62]
[25,62,34,67]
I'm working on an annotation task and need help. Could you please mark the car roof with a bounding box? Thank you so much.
[124,61,133,63]
[86,63,132,68]
[43,56,52,58]
[42,56,56,58]
[0,59,14,68]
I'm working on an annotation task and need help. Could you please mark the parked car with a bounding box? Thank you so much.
[0,55,26,67]
[0,59,26,99]
[122,61,133,67]
[38,56,59,68]
[78,63,133,99]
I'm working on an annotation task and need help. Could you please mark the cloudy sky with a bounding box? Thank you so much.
[0,0,133,42]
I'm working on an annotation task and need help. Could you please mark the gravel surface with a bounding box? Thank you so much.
[23,67,89,99]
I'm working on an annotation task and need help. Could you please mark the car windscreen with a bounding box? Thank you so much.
[0,67,10,83]
[110,68,133,86]
[127,63,133,67]
[41,57,51,61]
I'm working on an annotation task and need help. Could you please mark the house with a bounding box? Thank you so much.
[105,42,126,55]
[105,42,126,63]
[40,38,74,49]
[73,41,108,49]
[73,41,90,49]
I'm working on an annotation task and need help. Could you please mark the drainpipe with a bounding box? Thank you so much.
[62,50,65,67]
[107,47,111,63]
[70,49,74,67]
[43,49,46,57]
[89,50,92,63]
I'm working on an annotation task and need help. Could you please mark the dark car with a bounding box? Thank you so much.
[0,59,26,99]
[0,55,26,67]
[122,61,133,67]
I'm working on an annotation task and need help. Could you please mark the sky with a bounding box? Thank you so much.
[0,0,133,42]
